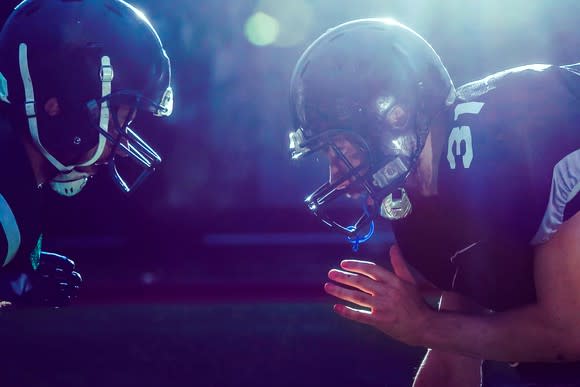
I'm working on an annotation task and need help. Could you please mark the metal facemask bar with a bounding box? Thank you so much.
[306,178,377,250]
[18,43,112,173]
[304,154,374,232]
[291,129,378,237]
[109,126,161,194]
[291,127,415,240]
[86,92,163,194]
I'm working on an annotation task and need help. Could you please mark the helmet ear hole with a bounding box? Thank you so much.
[43,98,61,117]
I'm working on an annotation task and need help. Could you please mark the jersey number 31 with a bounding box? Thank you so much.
[447,102,485,169]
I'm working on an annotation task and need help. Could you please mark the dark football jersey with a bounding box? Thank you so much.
[394,63,579,309]
[0,115,44,274]
[392,64,580,383]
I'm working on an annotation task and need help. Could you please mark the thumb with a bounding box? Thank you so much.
[389,244,416,285]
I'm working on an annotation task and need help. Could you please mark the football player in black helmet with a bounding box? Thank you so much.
[289,18,579,386]
[0,0,173,307]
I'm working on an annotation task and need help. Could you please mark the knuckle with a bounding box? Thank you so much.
[349,275,362,287]
[352,292,368,304]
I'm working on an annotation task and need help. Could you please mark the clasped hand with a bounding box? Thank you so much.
[0,251,82,308]
[324,245,434,346]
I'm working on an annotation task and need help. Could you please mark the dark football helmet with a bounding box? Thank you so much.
[0,0,173,196]
[289,18,455,243]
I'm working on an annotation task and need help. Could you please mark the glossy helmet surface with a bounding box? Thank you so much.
[289,18,455,238]
[0,0,173,195]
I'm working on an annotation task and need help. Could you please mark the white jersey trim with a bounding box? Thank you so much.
[531,149,580,245]
[0,193,21,267]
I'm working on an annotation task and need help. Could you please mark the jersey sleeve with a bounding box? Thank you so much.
[531,149,579,244]
[0,193,22,267]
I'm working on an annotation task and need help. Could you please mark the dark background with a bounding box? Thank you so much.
[1,0,576,302]
[1,1,579,386]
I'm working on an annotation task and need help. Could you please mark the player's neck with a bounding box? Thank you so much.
[415,134,438,196]
[405,109,449,197]
[426,110,449,193]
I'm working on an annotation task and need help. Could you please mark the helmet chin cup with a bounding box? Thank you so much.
[49,170,90,197]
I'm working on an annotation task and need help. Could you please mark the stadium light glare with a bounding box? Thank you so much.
[244,12,280,47]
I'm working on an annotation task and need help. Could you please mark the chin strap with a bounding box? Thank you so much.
[78,55,112,167]
[19,43,113,197]
[19,43,69,172]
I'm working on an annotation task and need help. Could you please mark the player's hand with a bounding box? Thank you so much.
[324,245,434,345]
[10,252,82,308]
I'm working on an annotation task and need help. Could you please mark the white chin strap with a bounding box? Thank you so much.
[18,43,113,196]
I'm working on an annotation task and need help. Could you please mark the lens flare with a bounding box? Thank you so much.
[244,12,280,47]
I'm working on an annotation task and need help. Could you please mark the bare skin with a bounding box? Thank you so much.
[325,214,580,362]
[325,135,369,198]
[412,291,486,387]
[323,107,580,376]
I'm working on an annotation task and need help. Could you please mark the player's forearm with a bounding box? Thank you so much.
[420,304,580,362]
[413,349,482,387]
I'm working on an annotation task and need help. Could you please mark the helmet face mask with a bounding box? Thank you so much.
[295,130,375,235]
[289,18,455,240]
[0,0,173,196]
[290,126,413,238]
[86,90,168,193]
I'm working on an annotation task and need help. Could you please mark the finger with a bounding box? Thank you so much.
[324,282,373,308]
[332,304,374,325]
[340,259,397,283]
[38,268,70,281]
[389,244,416,285]
[38,252,75,271]
[71,271,83,286]
[328,269,381,295]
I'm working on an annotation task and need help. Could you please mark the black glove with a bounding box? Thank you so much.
[0,251,82,308]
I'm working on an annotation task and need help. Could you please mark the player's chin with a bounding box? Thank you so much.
[74,164,102,176]
[344,187,367,199]
[345,191,376,206]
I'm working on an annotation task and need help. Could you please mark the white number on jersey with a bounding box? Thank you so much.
[447,102,485,169]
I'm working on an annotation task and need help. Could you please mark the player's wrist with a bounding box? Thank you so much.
[407,305,439,347]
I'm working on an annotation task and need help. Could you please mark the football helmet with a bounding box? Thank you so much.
[289,18,455,242]
[0,0,173,196]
